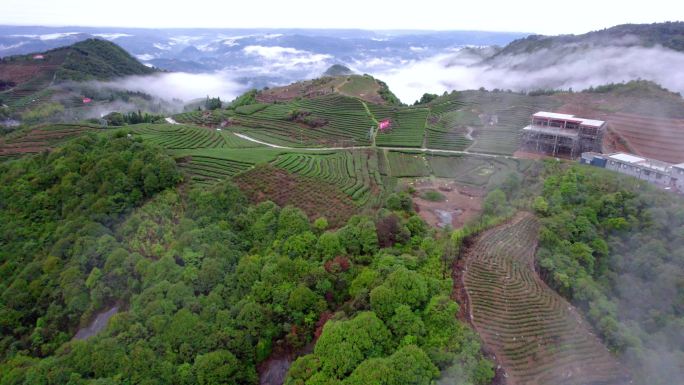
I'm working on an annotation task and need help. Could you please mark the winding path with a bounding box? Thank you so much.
[232,132,516,160]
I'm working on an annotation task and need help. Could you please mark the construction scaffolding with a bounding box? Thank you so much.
[520,112,605,158]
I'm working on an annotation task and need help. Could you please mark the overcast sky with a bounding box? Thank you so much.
[0,0,682,35]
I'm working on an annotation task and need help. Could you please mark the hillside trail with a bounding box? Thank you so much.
[456,212,630,385]
[232,132,515,160]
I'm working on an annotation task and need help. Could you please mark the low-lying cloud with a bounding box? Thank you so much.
[100,72,248,103]
[243,45,332,67]
[373,45,684,103]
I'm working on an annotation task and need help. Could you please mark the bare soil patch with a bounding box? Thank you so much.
[409,179,484,229]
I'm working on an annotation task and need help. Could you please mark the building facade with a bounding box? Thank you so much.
[521,112,606,158]
[582,152,684,193]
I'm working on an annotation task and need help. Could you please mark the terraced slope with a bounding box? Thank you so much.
[271,150,385,207]
[461,213,627,385]
[177,156,253,186]
[0,123,96,158]
[606,112,684,164]
[131,124,227,149]
[174,95,375,148]
[369,104,429,147]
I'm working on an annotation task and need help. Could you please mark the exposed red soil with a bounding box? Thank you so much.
[551,92,684,164]
[410,179,484,229]
[233,164,359,227]
[256,78,342,103]
[0,126,92,157]
[512,150,549,160]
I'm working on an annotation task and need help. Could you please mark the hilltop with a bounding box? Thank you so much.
[0,39,155,108]
[490,21,684,58]
[256,74,401,105]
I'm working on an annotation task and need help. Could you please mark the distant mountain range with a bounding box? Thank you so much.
[2,22,684,106]
[0,26,528,87]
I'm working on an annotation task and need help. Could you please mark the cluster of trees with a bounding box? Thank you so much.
[55,39,156,82]
[375,78,403,106]
[413,93,439,106]
[0,133,493,384]
[104,110,164,126]
[229,90,258,109]
[204,97,222,111]
[20,102,65,125]
[0,133,182,364]
[534,164,684,384]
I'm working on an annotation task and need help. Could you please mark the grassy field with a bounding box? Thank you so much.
[386,150,431,177]
[461,212,627,385]
[427,155,533,188]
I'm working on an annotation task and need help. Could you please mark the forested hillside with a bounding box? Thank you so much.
[0,130,494,385]
[534,164,684,384]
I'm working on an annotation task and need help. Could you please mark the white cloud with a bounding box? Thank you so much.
[92,33,132,40]
[374,45,684,103]
[243,45,332,67]
[135,53,155,61]
[98,72,247,102]
[169,35,202,45]
[0,42,26,51]
[11,32,80,40]
[153,43,172,51]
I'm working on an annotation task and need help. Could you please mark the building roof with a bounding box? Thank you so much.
[533,111,605,127]
[607,152,672,173]
[523,124,578,137]
[609,153,645,163]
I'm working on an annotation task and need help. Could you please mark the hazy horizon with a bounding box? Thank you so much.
[1,0,682,35]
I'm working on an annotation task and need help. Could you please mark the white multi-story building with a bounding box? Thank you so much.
[522,112,606,158]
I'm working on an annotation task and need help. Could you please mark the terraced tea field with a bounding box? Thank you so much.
[0,123,97,158]
[177,155,253,186]
[369,105,429,147]
[386,150,431,177]
[425,111,474,151]
[174,95,375,147]
[131,124,229,149]
[460,213,627,385]
[606,112,684,164]
[271,150,385,207]
[234,164,358,227]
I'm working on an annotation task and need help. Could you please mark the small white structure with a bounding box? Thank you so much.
[672,163,684,192]
[605,153,673,187]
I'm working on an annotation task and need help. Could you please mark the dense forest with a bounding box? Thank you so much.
[0,131,494,384]
[534,163,684,384]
